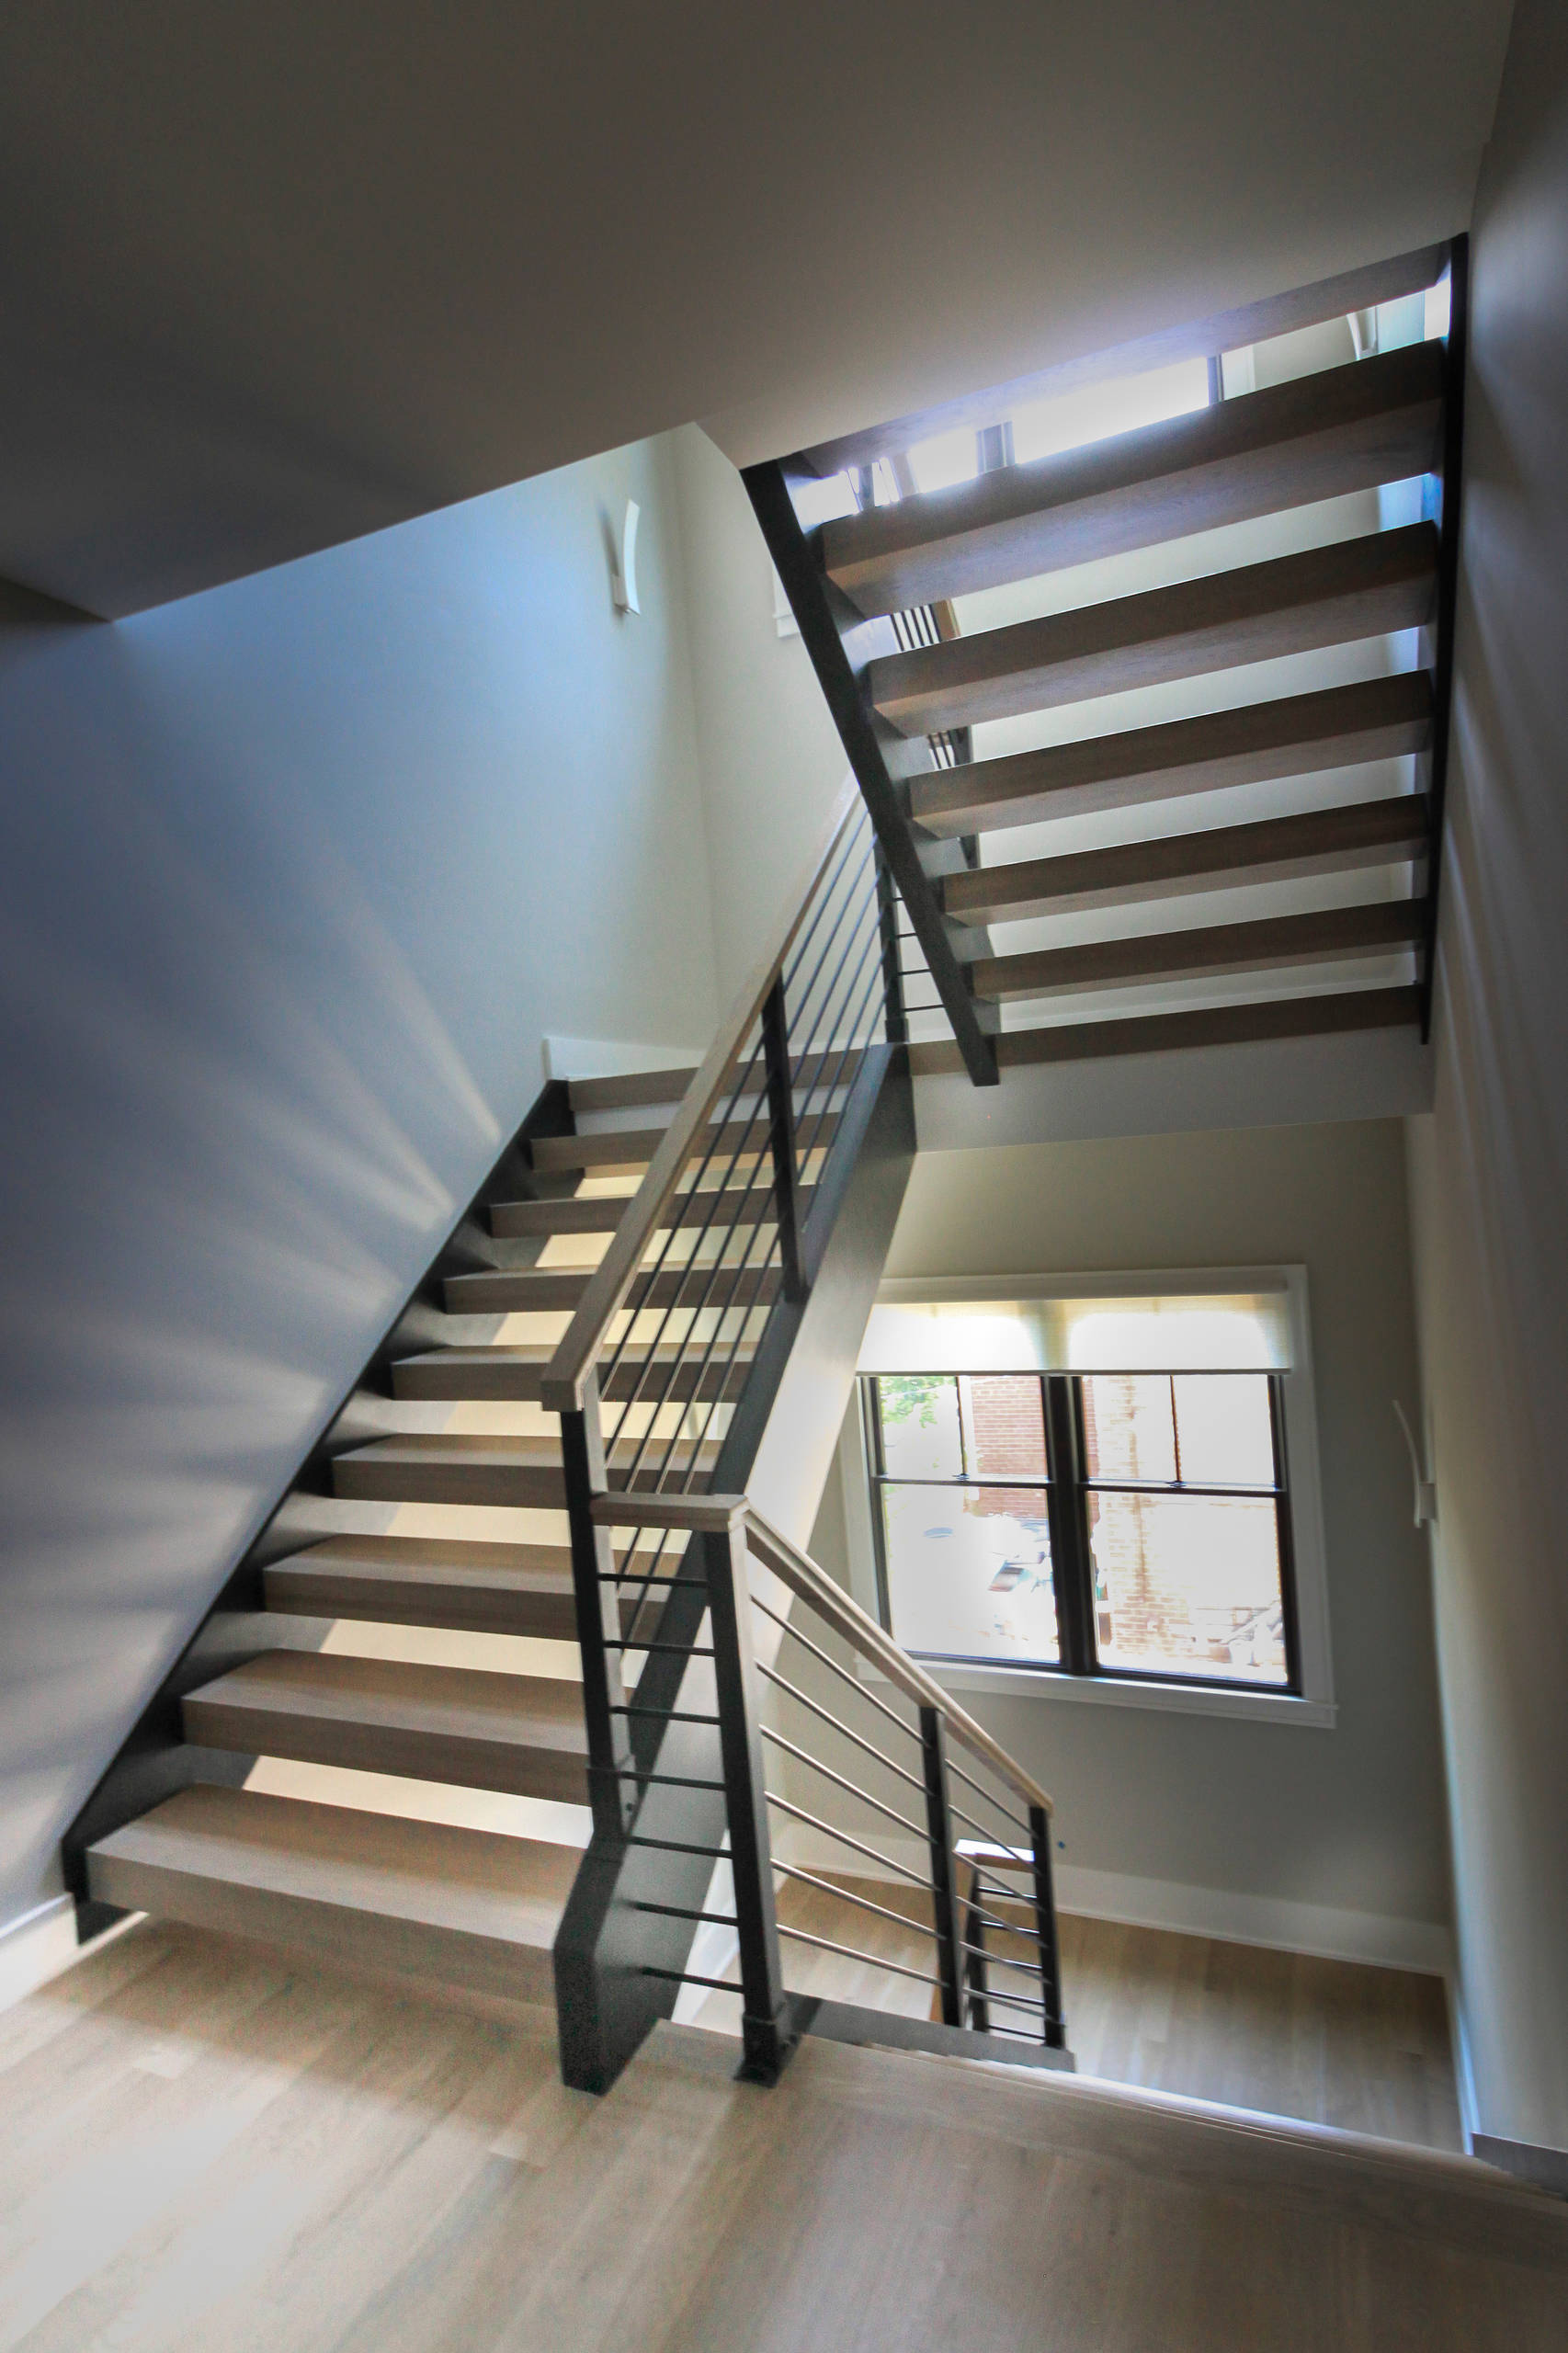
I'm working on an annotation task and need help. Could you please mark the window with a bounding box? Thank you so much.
[848,1274,1332,1722]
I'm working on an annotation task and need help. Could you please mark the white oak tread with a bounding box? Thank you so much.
[824,338,1445,615]
[945,793,1429,923]
[909,669,1435,838]
[332,1431,723,1508]
[263,1533,671,1638]
[905,983,1423,1074]
[263,1534,582,1635]
[488,1188,806,1239]
[84,1787,574,2006]
[392,1343,755,1404]
[533,1112,835,1175]
[969,896,1425,1003]
[442,1260,780,1316]
[566,1066,700,1113]
[869,521,1439,735]
[181,1649,590,1801]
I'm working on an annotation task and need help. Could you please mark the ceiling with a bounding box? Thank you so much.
[0,0,1514,616]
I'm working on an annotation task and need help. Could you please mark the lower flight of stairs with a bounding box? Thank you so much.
[83,1055,797,2012]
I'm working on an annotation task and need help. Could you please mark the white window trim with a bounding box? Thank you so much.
[839,1265,1336,1730]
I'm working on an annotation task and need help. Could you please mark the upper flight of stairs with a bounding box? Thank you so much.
[80,1059,781,2011]
[750,244,1464,1074]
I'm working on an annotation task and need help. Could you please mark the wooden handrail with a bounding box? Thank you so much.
[540,776,862,1413]
[589,1491,1053,1819]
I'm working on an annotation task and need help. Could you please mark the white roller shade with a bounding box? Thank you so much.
[859,1279,1293,1375]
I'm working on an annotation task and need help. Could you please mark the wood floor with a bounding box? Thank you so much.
[0,1917,1563,2353]
[699,1878,1463,2152]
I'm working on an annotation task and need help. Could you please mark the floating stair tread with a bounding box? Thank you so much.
[392,1345,756,1404]
[945,795,1429,924]
[970,898,1425,1002]
[489,1188,811,1239]
[264,1534,580,1634]
[533,1113,835,1174]
[443,1262,781,1315]
[905,985,1422,1074]
[566,1067,700,1113]
[85,1785,574,2006]
[869,523,1438,736]
[182,1649,589,1800]
[333,1432,723,1508]
[908,673,1435,839]
[824,340,1445,615]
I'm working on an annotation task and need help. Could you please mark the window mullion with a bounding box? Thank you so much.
[1043,1376,1096,1677]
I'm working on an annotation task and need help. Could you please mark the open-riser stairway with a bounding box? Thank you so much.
[66,786,1074,2096]
[746,239,1468,1080]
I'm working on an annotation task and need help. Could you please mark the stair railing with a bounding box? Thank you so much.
[540,773,892,1834]
[539,773,1064,2087]
[593,1491,1067,2082]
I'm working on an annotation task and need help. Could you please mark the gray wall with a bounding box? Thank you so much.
[0,434,720,1933]
[815,1120,1451,1951]
[670,426,847,1002]
[1406,0,1568,2157]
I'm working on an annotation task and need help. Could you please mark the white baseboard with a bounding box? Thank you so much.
[1052,1861,1454,1978]
[542,1034,701,1083]
[0,1893,140,2015]
[771,1824,1452,1977]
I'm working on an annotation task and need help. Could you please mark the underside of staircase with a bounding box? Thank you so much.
[747,237,1466,1083]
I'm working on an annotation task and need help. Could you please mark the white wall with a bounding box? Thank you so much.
[810,1119,1452,1967]
[1405,0,1568,2169]
[671,426,847,1002]
[0,433,720,1934]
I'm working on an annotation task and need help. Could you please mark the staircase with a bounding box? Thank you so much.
[747,238,1466,1078]
[65,239,1470,2110]
[78,1053,736,2013]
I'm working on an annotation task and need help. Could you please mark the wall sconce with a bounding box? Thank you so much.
[1393,1400,1437,1528]
[611,500,642,615]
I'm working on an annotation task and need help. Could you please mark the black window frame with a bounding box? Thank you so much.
[859,1369,1301,1699]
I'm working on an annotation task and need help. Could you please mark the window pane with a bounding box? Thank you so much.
[876,1375,962,1480]
[1087,1492,1288,1686]
[882,1484,1058,1665]
[961,1375,1047,1478]
[1172,1374,1278,1488]
[1081,1375,1177,1483]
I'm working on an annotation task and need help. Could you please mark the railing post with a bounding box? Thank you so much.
[558,1368,636,1836]
[918,1704,963,2029]
[705,1516,793,2084]
[760,972,806,1304]
[1028,1802,1066,2049]
[874,837,908,1048]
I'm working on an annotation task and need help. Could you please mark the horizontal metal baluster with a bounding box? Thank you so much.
[753,1660,928,1794]
[763,1791,935,1891]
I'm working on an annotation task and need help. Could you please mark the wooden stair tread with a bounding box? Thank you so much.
[869,523,1438,736]
[906,984,1421,1074]
[265,1533,672,1637]
[183,1649,589,1800]
[85,1786,576,2004]
[332,1432,722,1508]
[265,1534,579,1632]
[534,1113,836,1174]
[392,1344,755,1403]
[909,672,1434,839]
[824,340,1444,616]
[489,1188,812,1239]
[566,1066,700,1113]
[945,795,1428,924]
[969,899,1424,1002]
[443,1261,780,1315]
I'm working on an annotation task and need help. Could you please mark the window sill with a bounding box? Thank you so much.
[907,1659,1336,1728]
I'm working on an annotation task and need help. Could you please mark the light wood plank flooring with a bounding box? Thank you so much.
[699,1878,1462,2151]
[0,1918,1562,2353]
